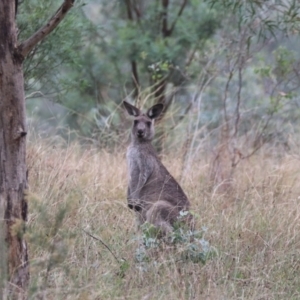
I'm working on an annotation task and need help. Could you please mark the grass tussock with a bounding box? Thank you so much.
[26,138,300,299]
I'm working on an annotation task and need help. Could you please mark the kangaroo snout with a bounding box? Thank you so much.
[137,129,144,137]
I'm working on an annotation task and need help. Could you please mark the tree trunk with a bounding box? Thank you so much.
[0,1,29,299]
[0,1,74,297]
[0,94,28,299]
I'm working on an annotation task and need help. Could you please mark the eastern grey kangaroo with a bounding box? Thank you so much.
[123,101,191,234]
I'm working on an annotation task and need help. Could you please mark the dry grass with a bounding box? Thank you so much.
[26,137,300,300]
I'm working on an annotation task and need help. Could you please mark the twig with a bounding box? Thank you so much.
[82,229,120,263]
[233,55,243,140]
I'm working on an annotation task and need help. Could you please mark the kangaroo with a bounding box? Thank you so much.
[123,101,191,234]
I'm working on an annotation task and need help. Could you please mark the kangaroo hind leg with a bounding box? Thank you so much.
[146,201,176,235]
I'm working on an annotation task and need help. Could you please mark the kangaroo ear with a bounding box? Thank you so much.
[123,101,141,117]
[147,104,164,119]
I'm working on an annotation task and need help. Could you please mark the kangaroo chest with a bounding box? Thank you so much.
[126,145,154,176]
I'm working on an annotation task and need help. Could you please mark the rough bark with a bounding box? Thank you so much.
[0,1,75,299]
[0,1,29,298]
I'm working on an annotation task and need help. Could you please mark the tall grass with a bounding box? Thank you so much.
[26,136,300,299]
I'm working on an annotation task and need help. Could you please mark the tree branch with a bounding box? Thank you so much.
[131,61,140,99]
[124,0,133,20]
[124,0,140,99]
[168,0,188,36]
[161,0,169,37]
[132,0,142,19]
[18,0,75,59]
[233,56,243,139]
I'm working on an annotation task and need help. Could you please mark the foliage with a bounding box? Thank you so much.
[18,0,89,96]
[135,211,215,265]
[25,191,75,296]
[23,0,220,138]
[20,0,300,182]
[23,1,300,157]
[205,0,300,36]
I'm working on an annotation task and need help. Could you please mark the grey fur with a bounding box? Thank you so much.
[123,101,191,234]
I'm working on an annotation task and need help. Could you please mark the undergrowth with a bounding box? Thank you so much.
[135,211,216,267]
[25,137,300,299]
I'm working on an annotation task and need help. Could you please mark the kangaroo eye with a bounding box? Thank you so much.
[134,120,138,126]
[147,121,151,127]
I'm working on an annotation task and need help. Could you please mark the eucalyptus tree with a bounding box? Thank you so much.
[0,1,75,298]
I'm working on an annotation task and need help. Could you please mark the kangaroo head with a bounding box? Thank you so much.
[123,101,164,142]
